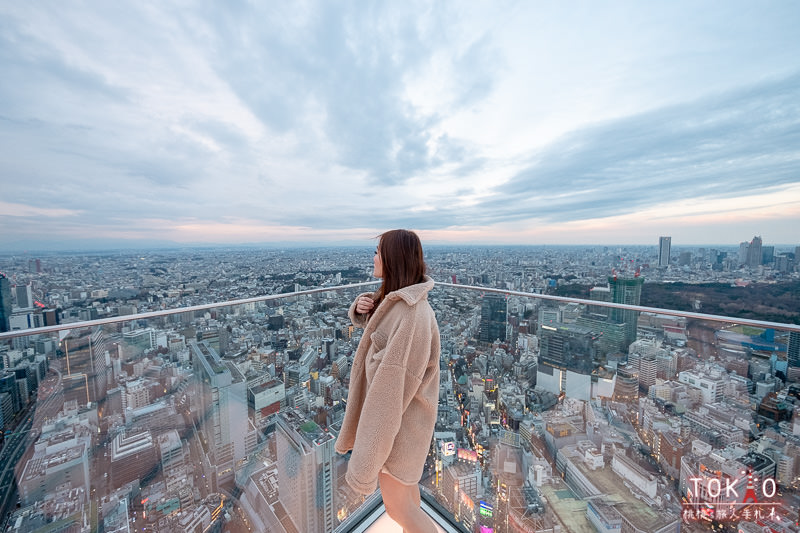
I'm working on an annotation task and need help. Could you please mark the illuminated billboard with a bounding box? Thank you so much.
[457,448,478,462]
[479,500,493,517]
[439,440,456,456]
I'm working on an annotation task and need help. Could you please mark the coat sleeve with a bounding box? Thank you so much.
[348,292,374,329]
[344,311,430,494]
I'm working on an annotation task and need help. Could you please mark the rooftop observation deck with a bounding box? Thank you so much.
[1,281,799,532]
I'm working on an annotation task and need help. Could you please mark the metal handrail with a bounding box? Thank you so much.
[0,281,380,341]
[2,279,798,341]
[436,281,800,332]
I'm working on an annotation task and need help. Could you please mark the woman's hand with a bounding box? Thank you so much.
[355,296,375,314]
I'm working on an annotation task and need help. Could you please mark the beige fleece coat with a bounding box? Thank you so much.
[334,276,440,494]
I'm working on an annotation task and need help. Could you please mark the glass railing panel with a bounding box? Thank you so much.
[3,283,799,533]
[0,285,383,533]
[427,283,800,533]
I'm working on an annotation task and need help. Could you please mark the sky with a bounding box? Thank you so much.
[1,1,799,251]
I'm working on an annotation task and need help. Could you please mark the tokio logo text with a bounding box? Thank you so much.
[682,468,781,524]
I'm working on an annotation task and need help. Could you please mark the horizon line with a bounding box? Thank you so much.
[1,240,798,255]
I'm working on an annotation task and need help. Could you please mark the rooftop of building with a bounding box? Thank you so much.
[250,378,282,394]
[111,430,154,461]
[569,451,676,532]
[21,440,88,481]
[539,484,595,533]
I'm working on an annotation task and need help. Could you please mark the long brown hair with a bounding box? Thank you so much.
[371,229,427,315]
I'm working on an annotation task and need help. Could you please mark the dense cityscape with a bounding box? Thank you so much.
[0,235,799,533]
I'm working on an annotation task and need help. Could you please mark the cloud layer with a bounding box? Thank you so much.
[1,1,799,248]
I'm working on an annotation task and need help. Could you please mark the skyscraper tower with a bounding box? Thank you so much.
[479,294,507,343]
[747,236,763,268]
[658,237,671,268]
[62,328,113,405]
[588,286,612,318]
[191,340,249,490]
[0,273,11,333]
[14,284,33,309]
[788,332,800,368]
[609,274,644,349]
[275,411,338,532]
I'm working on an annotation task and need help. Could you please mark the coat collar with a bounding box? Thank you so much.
[381,276,435,306]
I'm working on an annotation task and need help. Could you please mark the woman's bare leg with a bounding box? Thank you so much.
[379,471,437,533]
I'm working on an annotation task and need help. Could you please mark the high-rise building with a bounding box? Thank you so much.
[0,273,12,332]
[739,241,750,265]
[746,235,763,268]
[788,332,800,368]
[479,294,507,343]
[159,430,188,493]
[0,371,21,415]
[0,391,15,429]
[538,323,596,374]
[588,286,611,318]
[61,374,90,409]
[275,411,338,533]
[638,356,658,392]
[63,328,113,404]
[761,245,775,265]
[14,284,33,309]
[658,237,671,267]
[191,340,250,490]
[575,315,627,354]
[613,366,639,402]
[609,275,644,349]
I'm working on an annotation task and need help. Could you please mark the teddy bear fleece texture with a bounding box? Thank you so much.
[334,276,440,494]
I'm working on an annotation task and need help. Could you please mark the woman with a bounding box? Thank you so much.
[335,229,440,532]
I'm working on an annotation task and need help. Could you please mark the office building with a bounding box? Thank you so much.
[613,366,639,403]
[788,331,800,368]
[762,245,775,264]
[122,327,157,357]
[746,235,763,268]
[678,370,724,404]
[588,286,611,318]
[658,236,671,267]
[61,373,91,409]
[62,328,113,404]
[248,378,285,430]
[159,430,189,493]
[441,461,481,520]
[0,371,21,415]
[191,340,251,490]
[628,339,668,390]
[479,293,507,343]
[110,430,157,490]
[609,275,644,349]
[275,411,338,532]
[0,273,11,332]
[538,323,595,374]
[14,283,33,309]
[19,436,91,506]
[575,315,627,354]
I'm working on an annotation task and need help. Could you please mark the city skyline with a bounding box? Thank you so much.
[1,245,799,531]
[1,2,799,250]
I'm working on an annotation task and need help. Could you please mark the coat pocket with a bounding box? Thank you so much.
[370,330,388,355]
[365,330,389,382]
